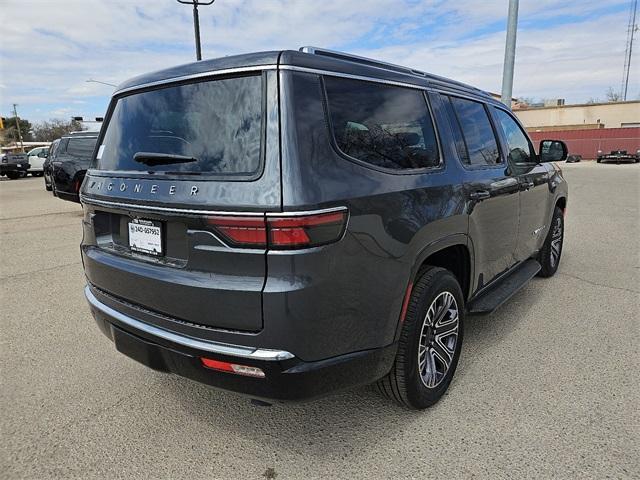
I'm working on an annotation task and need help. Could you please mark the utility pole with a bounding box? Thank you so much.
[12,104,24,152]
[177,0,215,61]
[501,0,519,107]
[621,0,638,101]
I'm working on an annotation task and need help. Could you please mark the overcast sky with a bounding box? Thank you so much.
[0,0,638,122]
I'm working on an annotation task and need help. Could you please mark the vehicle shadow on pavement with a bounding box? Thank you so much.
[156,282,541,456]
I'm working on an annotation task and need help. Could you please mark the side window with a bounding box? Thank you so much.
[494,108,535,165]
[324,77,440,170]
[448,96,501,166]
[49,141,59,158]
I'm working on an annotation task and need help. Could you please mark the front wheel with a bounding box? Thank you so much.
[376,267,464,409]
[537,206,564,277]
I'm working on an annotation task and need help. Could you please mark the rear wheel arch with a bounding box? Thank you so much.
[556,196,567,213]
[394,237,472,343]
[412,239,471,301]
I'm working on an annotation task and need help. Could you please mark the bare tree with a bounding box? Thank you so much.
[32,119,85,142]
[605,87,622,102]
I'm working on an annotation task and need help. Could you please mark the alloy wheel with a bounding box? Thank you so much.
[418,291,459,388]
[550,216,563,268]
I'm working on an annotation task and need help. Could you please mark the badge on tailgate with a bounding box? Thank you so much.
[128,218,163,256]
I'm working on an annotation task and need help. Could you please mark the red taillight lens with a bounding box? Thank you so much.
[268,211,347,248]
[206,215,267,248]
[206,210,347,250]
[201,358,265,378]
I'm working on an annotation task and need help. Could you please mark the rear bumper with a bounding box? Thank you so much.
[85,285,396,401]
[0,163,29,174]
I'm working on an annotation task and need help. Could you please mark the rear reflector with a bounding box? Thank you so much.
[201,358,265,378]
[206,209,347,250]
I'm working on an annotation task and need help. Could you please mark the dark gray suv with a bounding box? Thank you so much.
[81,47,568,409]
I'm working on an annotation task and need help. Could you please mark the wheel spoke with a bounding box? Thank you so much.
[435,316,458,337]
[432,340,453,371]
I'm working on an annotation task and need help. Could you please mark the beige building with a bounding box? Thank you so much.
[514,100,640,132]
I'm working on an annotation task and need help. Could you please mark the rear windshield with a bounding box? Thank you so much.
[96,74,263,176]
[66,137,98,158]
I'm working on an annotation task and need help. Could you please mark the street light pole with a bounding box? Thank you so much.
[86,79,117,88]
[501,0,519,107]
[177,0,215,61]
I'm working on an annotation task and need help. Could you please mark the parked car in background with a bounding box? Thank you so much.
[26,146,50,176]
[81,48,569,409]
[50,132,99,202]
[43,139,61,191]
[0,153,30,180]
[597,149,639,164]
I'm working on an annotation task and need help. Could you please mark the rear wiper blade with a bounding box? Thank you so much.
[133,152,198,166]
[160,171,202,175]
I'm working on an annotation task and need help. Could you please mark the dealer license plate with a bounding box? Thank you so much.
[128,219,162,256]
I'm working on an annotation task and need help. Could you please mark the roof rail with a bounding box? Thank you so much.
[299,46,490,98]
[299,46,427,78]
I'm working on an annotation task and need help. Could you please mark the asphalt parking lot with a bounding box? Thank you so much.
[1,162,638,479]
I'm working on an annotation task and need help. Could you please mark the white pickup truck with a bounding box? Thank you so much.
[26,146,50,176]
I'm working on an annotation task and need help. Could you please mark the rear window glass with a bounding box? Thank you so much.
[66,137,98,158]
[324,77,440,170]
[96,74,263,176]
[448,97,500,166]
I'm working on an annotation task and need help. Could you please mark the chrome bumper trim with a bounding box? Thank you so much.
[84,285,294,361]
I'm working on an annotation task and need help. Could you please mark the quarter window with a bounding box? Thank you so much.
[494,108,534,165]
[324,77,440,170]
[448,96,500,166]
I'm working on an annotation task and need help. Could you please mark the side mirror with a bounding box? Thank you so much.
[539,139,568,162]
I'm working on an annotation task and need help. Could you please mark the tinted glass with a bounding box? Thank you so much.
[97,75,263,175]
[449,97,500,166]
[324,77,439,170]
[49,140,60,158]
[66,137,98,158]
[494,108,534,164]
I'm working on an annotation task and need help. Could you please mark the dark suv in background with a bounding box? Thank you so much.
[80,48,568,409]
[48,131,99,202]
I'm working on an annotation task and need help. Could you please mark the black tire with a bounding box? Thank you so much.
[6,172,20,180]
[376,266,464,409]
[537,206,564,277]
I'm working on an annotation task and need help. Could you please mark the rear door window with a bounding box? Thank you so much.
[97,74,263,176]
[324,77,440,171]
[448,96,501,167]
[66,137,98,158]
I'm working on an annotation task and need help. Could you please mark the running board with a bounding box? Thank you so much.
[467,259,541,315]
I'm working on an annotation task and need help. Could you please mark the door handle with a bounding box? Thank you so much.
[469,190,491,200]
[521,181,534,190]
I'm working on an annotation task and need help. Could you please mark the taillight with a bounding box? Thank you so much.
[206,216,267,247]
[206,209,348,250]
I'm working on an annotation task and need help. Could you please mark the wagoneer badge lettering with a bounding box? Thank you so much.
[88,180,199,196]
